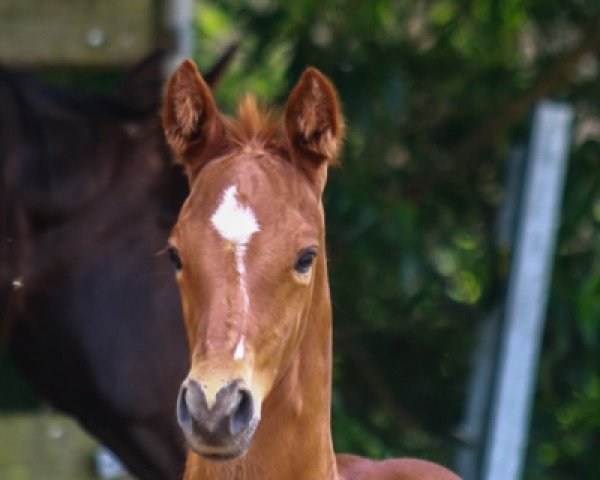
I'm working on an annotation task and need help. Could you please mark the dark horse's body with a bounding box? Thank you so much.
[0,54,194,479]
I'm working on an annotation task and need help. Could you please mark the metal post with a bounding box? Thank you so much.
[455,147,526,480]
[455,307,501,480]
[163,0,194,75]
[481,101,573,480]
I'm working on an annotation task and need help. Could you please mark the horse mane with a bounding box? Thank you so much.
[227,94,286,154]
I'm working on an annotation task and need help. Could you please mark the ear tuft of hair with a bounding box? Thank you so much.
[162,59,222,168]
[285,68,345,164]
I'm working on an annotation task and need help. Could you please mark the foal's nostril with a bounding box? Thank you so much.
[176,386,192,432]
[229,388,254,436]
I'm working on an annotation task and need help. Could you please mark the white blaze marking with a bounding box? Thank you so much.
[211,186,260,246]
[211,185,259,359]
[234,336,245,360]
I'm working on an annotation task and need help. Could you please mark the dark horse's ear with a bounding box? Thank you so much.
[162,59,225,178]
[284,67,345,192]
[117,49,165,113]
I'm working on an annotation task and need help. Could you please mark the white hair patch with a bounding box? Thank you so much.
[211,185,259,359]
[211,186,260,245]
[234,336,245,360]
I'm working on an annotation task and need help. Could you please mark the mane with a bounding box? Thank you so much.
[227,94,284,152]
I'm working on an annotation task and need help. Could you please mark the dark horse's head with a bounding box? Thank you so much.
[0,52,190,479]
[0,51,183,315]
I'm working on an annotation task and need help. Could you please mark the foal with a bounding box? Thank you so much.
[162,60,460,480]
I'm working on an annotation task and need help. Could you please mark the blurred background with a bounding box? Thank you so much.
[1,1,599,479]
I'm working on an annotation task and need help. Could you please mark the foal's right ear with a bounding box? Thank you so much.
[162,59,224,176]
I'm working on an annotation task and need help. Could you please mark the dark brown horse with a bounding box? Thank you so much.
[162,59,460,480]
[0,52,227,479]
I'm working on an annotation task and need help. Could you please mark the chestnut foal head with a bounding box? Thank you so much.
[162,60,343,461]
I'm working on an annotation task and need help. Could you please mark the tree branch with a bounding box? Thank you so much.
[406,16,600,199]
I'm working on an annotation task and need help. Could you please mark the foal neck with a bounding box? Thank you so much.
[184,256,338,480]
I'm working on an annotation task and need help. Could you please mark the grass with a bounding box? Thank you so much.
[0,410,134,480]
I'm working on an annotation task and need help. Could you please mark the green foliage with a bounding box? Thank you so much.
[0,356,39,411]
[193,0,600,477]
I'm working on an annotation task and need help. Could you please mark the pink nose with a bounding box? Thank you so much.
[176,378,255,456]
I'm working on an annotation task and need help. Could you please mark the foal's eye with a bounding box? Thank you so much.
[294,247,318,274]
[167,246,183,270]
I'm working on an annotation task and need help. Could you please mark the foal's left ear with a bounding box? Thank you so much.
[285,68,345,192]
